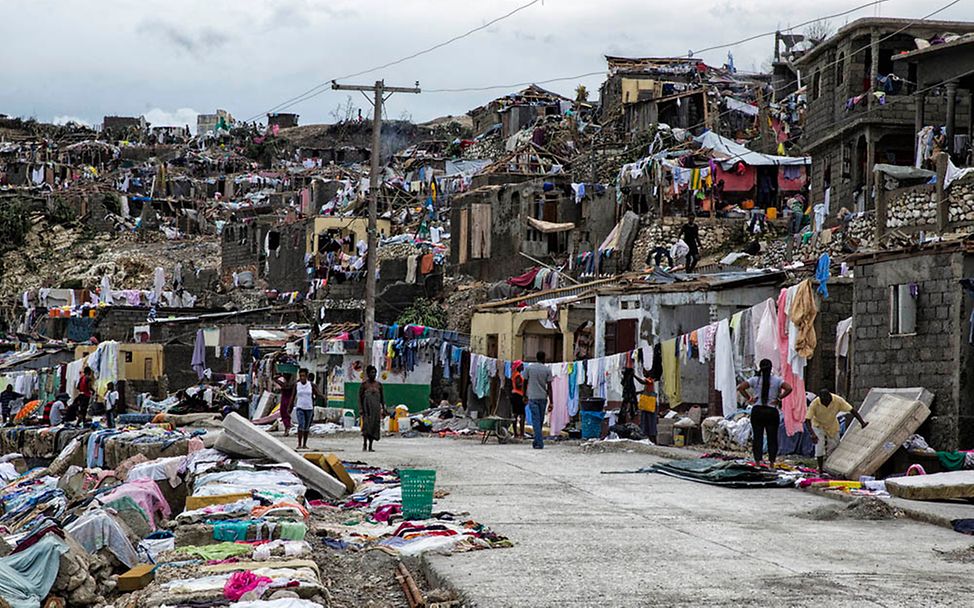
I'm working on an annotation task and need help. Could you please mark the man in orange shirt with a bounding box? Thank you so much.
[510,361,526,438]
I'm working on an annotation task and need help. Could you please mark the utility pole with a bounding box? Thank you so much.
[331,80,420,362]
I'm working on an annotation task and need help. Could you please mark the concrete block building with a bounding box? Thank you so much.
[849,241,974,450]
[797,18,974,214]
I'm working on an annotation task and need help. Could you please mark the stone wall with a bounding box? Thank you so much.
[882,179,974,230]
[948,180,974,225]
[851,251,964,449]
[630,217,743,270]
[886,186,936,229]
[756,214,876,267]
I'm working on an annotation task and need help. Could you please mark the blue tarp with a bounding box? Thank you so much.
[0,535,69,608]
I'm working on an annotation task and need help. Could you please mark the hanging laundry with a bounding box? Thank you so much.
[777,289,806,437]
[790,279,818,359]
[713,319,737,417]
[660,339,681,407]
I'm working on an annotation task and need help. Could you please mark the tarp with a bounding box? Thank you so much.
[527,217,575,233]
[444,159,491,177]
[695,131,811,169]
[649,458,789,488]
[873,163,936,180]
[0,535,69,608]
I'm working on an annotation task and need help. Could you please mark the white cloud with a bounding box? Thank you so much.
[52,115,92,127]
[144,107,200,133]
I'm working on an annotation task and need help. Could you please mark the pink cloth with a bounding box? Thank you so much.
[549,375,570,437]
[224,570,273,601]
[776,289,806,436]
[715,164,757,192]
[99,478,171,529]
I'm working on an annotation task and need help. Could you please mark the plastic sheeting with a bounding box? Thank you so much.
[695,131,811,169]
[0,535,69,608]
[65,509,139,568]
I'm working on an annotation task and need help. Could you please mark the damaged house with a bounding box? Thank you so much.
[449,174,617,282]
[467,84,571,138]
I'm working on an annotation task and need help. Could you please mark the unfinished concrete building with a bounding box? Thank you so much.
[849,241,974,450]
[449,175,616,282]
[797,18,974,214]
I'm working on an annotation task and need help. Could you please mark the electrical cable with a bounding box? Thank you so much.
[244,0,544,121]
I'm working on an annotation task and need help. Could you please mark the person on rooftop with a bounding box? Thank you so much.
[680,215,702,272]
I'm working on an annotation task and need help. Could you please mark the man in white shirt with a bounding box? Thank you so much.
[49,394,67,426]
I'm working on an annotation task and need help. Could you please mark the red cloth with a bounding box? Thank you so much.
[419,254,434,275]
[507,267,540,287]
[78,375,93,397]
[778,166,807,192]
[714,165,756,192]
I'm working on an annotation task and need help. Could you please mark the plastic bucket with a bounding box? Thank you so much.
[581,410,604,439]
[400,469,437,520]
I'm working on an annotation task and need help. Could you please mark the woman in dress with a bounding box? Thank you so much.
[359,365,386,452]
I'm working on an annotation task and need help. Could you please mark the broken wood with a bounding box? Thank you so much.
[396,562,425,608]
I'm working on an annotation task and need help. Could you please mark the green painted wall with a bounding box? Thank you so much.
[330,382,431,414]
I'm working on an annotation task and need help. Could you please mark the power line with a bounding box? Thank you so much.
[691,0,893,55]
[244,0,543,121]
[425,71,605,94]
[423,0,900,95]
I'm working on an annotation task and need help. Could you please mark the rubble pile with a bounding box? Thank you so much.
[443,278,487,334]
[0,220,220,302]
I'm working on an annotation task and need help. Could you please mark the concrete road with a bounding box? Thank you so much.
[304,433,974,607]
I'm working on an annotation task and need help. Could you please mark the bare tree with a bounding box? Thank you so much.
[329,95,356,123]
[804,20,833,47]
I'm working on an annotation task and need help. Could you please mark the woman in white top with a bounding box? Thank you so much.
[294,368,325,450]
[737,358,792,466]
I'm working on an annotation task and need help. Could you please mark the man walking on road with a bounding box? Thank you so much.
[523,351,553,450]
[805,388,869,473]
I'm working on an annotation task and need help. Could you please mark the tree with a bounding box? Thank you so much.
[575,84,589,104]
[804,20,833,47]
[330,95,357,123]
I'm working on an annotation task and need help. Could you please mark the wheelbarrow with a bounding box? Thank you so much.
[478,416,514,444]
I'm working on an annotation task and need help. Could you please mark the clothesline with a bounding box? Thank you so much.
[462,277,821,437]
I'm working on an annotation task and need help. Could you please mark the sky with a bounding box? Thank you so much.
[2,0,971,132]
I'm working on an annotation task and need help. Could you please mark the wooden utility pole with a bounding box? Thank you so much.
[331,80,420,360]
